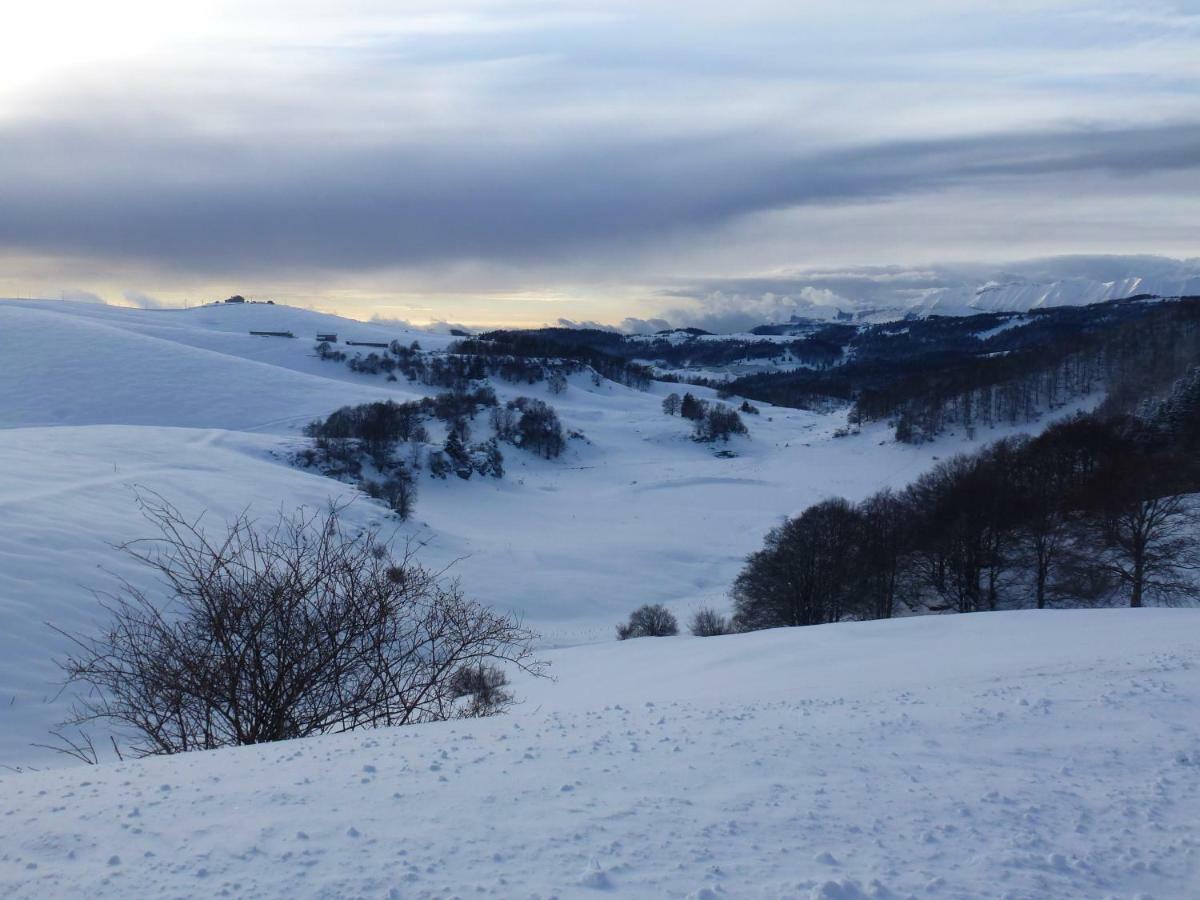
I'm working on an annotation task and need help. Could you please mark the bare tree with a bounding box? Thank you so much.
[1011,444,1072,609]
[448,663,514,718]
[693,404,748,442]
[855,489,908,619]
[689,607,731,637]
[360,470,418,519]
[52,496,543,757]
[1094,492,1198,607]
[732,498,861,629]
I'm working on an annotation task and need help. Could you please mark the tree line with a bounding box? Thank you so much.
[732,371,1200,629]
[317,336,641,393]
[450,332,653,390]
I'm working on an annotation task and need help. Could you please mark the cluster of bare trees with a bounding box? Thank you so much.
[733,407,1200,628]
[614,603,735,640]
[662,392,749,442]
[319,336,602,392]
[492,397,566,459]
[53,499,541,759]
[616,603,679,639]
[296,391,572,514]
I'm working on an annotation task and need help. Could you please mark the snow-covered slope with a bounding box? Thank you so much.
[0,299,959,769]
[2,610,1198,899]
[2,299,1197,898]
[0,302,418,429]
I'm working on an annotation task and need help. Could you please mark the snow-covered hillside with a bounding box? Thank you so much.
[2,610,1198,899]
[3,299,1197,899]
[0,298,956,769]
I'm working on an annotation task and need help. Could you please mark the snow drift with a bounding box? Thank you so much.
[1,610,1198,898]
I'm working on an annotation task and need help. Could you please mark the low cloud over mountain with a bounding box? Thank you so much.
[654,255,1200,333]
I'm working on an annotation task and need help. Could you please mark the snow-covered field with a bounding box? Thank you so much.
[2,298,1196,898]
[2,610,1198,898]
[0,299,952,769]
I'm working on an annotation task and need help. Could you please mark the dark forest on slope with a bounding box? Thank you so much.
[728,364,1200,628]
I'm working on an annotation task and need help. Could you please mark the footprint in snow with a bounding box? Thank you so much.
[578,859,614,890]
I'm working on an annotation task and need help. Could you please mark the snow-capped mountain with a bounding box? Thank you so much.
[662,255,1200,330]
[915,260,1200,316]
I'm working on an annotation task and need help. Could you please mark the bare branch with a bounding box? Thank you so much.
[51,498,544,756]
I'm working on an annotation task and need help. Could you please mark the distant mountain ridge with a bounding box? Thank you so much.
[662,255,1200,331]
[915,272,1200,317]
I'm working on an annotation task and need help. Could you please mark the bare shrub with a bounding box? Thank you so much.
[693,404,748,442]
[449,663,514,718]
[689,607,732,637]
[53,496,543,757]
[360,470,417,519]
[616,603,679,639]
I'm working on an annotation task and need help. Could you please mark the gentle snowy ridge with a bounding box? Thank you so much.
[2,611,1198,898]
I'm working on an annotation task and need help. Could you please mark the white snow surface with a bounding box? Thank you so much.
[2,299,1195,897]
[2,610,1199,898]
[0,298,968,769]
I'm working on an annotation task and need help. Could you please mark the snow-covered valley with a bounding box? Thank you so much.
[1,298,1197,898]
[0,299,953,769]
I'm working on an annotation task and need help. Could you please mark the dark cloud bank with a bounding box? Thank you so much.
[2,118,1198,279]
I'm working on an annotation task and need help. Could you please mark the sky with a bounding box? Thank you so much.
[1,0,1198,327]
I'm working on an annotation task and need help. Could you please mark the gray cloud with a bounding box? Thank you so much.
[554,318,623,333]
[618,317,672,334]
[1,120,1198,279]
[122,289,168,308]
[2,1,1200,319]
[367,315,473,334]
[60,288,105,304]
